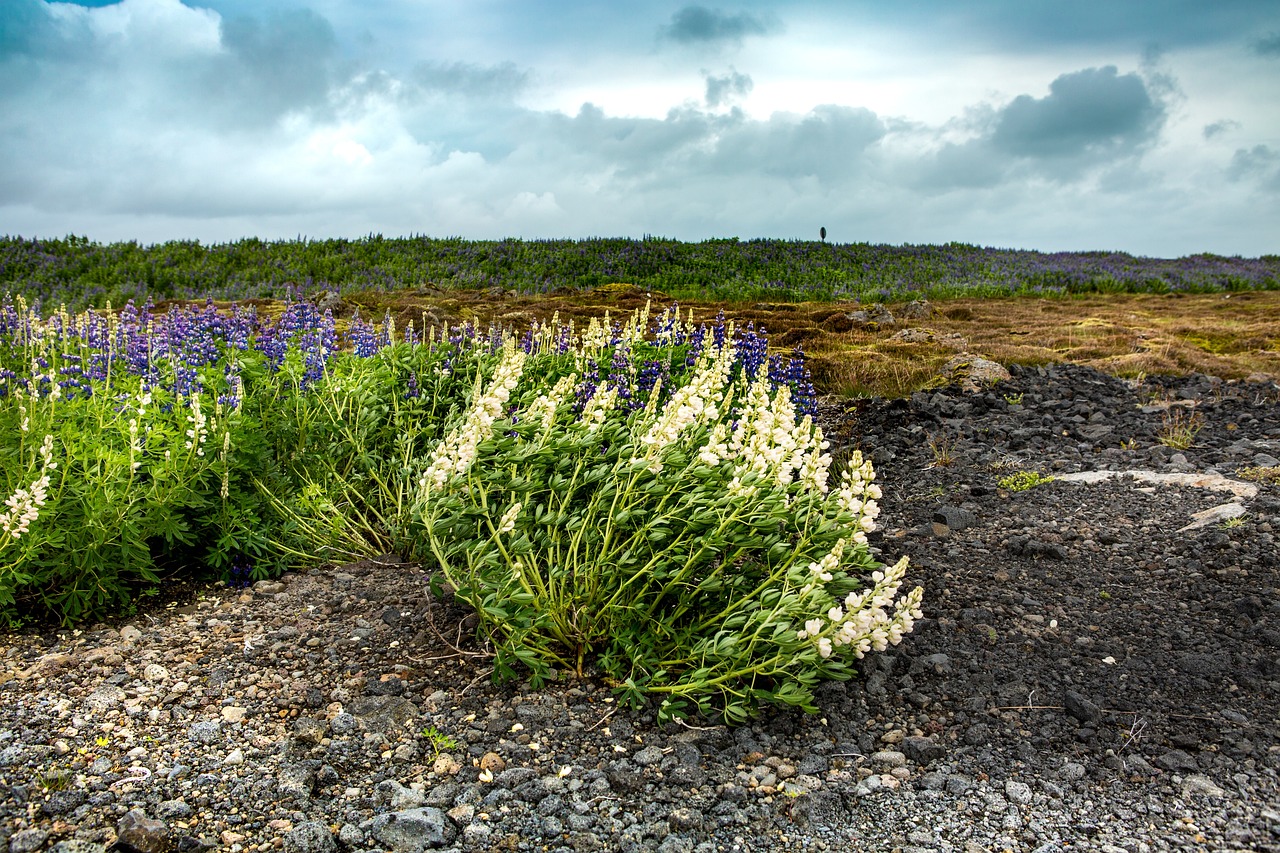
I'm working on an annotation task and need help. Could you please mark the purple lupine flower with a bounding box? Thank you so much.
[607,345,635,409]
[768,345,818,417]
[378,311,394,349]
[636,358,666,404]
[574,359,600,411]
[711,310,727,350]
[349,312,380,358]
[735,322,768,381]
[520,322,538,354]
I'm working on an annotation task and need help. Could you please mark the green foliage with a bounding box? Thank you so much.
[1156,407,1203,450]
[3,236,1276,312]
[37,768,72,792]
[926,432,955,468]
[399,340,922,723]
[998,471,1055,492]
[0,377,235,625]
[420,725,458,758]
[1236,466,1280,484]
[1,298,925,725]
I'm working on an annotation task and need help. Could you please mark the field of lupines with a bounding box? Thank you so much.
[3,235,1277,310]
[0,293,921,721]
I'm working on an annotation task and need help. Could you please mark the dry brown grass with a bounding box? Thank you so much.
[328,287,1280,398]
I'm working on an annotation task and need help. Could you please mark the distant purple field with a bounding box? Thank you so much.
[1,235,1276,311]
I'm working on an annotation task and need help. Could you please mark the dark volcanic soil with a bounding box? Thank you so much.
[1,364,1277,853]
[849,364,1280,788]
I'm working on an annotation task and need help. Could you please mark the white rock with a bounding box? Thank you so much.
[221,706,248,724]
[223,748,245,765]
[1056,470,1257,498]
[1178,502,1247,532]
[85,684,126,712]
[1181,774,1227,798]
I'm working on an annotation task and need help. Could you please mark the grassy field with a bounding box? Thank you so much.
[339,286,1280,397]
[4,235,1276,311]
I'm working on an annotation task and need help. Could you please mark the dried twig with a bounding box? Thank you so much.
[586,707,618,732]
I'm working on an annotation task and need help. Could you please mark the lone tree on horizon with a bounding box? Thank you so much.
[820,226,827,242]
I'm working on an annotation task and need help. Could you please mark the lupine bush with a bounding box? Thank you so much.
[0,293,922,723]
[0,297,278,622]
[405,332,923,721]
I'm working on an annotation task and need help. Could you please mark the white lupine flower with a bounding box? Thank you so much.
[525,374,577,435]
[797,434,832,494]
[697,424,730,467]
[580,317,610,351]
[619,300,652,345]
[1,435,56,540]
[807,538,844,583]
[827,606,844,623]
[726,476,757,499]
[129,418,142,472]
[796,618,824,640]
[419,346,528,493]
[816,638,833,659]
[219,430,232,498]
[634,342,734,470]
[184,393,209,454]
[581,386,618,432]
[496,502,522,535]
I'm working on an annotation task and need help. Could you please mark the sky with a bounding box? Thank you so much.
[1,1,1278,257]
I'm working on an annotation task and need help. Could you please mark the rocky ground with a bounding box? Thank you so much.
[1,363,1277,853]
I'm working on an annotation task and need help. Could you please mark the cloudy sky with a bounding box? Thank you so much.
[2,1,1278,256]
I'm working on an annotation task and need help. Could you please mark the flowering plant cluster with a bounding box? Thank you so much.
[407,323,922,723]
[0,292,922,724]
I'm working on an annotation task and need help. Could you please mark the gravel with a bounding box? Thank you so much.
[1,363,1277,852]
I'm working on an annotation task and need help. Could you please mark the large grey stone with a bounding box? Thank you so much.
[347,696,419,735]
[283,821,337,853]
[186,720,222,745]
[116,809,174,853]
[933,506,978,531]
[8,830,49,853]
[901,736,946,765]
[1063,690,1101,724]
[365,808,456,852]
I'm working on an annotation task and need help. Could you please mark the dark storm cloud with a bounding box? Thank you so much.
[0,0,52,57]
[915,66,1167,190]
[660,6,781,45]
[991,66,1164,158]
[529,100,883,190]
[704,68,753,107]
[0,0,94,64]
[1254,32,1280,56]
